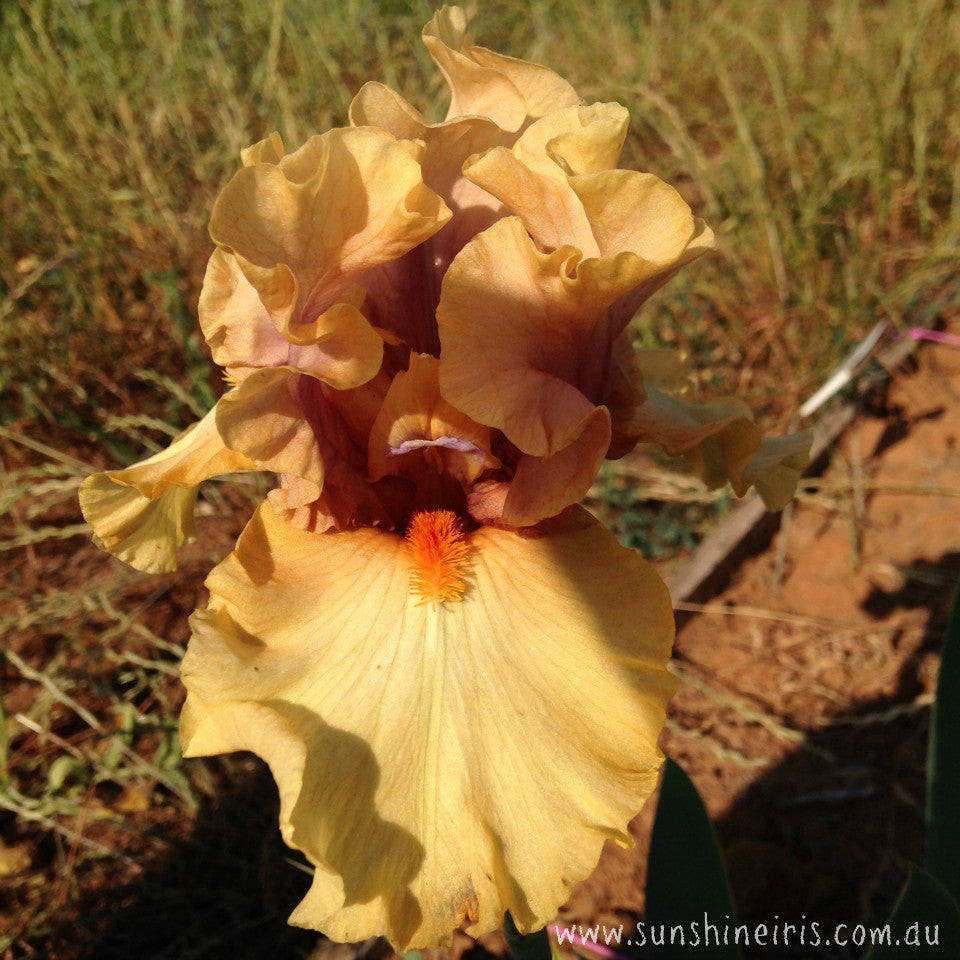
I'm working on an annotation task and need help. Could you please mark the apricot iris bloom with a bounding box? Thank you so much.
[80,6,810,951]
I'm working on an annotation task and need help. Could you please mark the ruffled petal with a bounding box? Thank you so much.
[208,128,450,350]
[422,6,579,129]
[241,130,285,167]
[500,407,611,525]
[200,250,383,389]
[632,351,812,508]
[438,218,605,457]
[466,406,612,527]
[570,171,715,327]
[198,248,293,382]
[441,212,700,483]
[464,103,631,256]
[350,82,505,216]
[215,368,323,507]
[180,501,675,950]
[348,85,508,354]
[79,406,255,573]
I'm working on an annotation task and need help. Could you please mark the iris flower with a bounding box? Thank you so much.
[80,6,810,951]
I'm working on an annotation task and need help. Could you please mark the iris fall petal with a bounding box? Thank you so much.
[180,501,675,950]
[79,406,255,573]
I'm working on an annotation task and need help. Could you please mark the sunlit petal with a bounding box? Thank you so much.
[464,102,631,256]
[422,6,579,129]
[79,406,254,573]
[208,128,450,357]
[198,248,295,382]
[180,502,674,950]
[241,130,285,167]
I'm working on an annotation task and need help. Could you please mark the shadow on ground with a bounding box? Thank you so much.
[66,759,317,960]
[679,550,958,959]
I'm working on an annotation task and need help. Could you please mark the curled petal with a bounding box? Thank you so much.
[201,252,382,389]
[570,169,713,262]
[349,84,509,354]
[464,102,632,256]
[632,350,812,508]
[278,295,384,390]
[216,368,323,507]
[79,406,255,573]
[180,501,675,950]
[350,82,505,215]
[440,215,685,469]
[368,353,497,486]
[241,130,285,166]
[423,6,579,129]
[469,406,612,528]
[438,218,599,457]
[545,106,630,176]
[209,128,450,344]
[199,248,295,382]
[501,407,611,525]
[570,171,714,327]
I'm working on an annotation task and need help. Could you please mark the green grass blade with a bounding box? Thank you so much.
[863,866,960,959]
[645,757,742,959]
[927,576,960,901]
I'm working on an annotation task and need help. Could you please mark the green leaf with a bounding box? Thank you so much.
[504,911,554,960]
[863,866,960,959]
[47,755,84,792]
[927,577,960,902]
[645,757,742,959]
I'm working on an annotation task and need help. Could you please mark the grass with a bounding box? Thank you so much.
[1,0,959,956]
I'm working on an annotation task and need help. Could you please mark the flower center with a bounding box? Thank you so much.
[405,509,469,606]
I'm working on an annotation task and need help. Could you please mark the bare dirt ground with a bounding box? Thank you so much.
[2,327,958,960]
[554,329,960,959]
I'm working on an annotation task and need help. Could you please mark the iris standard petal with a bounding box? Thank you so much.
[422,6,579,129]
[208,128,450,347]
[180,501,675,950]
[438,217,613,458]
[464,102,632,256]
[79,406,255,573]
[348,84,509,354]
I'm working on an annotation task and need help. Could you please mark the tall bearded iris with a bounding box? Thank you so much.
[80,6,810,951]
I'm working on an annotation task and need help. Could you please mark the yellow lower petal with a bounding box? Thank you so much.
[79,405,254,573]
[180,501,675,950]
